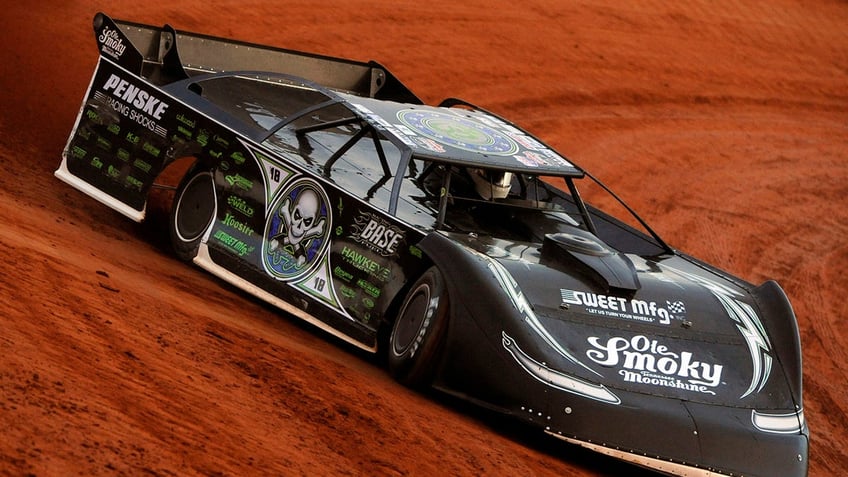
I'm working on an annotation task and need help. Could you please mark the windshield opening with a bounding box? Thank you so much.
[420,164,669,256]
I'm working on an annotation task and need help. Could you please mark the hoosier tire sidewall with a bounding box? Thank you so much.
[388,267,449,387]
[169,169,216,262]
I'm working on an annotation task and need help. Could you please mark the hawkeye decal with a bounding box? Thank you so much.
[586,335,725,395]
[263,177,331,280]
[339,246,391,284]
[561,289,687,325]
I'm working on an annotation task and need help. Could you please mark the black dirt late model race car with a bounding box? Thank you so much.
[56,13,808,477]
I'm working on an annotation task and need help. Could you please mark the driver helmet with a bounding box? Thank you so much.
[469,168,513,200]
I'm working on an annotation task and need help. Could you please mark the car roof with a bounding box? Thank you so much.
[334,92,584,177]
[176,71,583,177]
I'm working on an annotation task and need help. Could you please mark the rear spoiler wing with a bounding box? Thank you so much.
[92,12,422,103]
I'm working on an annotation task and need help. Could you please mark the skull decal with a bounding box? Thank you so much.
[264,179,331,280]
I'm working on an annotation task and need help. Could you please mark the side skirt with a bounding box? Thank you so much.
[193,243,377,353]
[548,432,729,477]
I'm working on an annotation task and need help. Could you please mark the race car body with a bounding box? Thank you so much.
[56,13,808,476]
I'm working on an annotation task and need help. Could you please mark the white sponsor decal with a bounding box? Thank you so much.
[349,211,404,257]
[586,335,724,395]
[561,289,686,325]
[98,26,126,60]
[347,102,416,147]
[102,74,169,120]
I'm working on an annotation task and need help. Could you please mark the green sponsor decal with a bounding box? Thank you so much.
[209,149,222,159]
[177,125,193,139]
[107,123,120,135]
[71,146,87,159]
[341,246,390,282]
[126,131,140,145]
[78,129,91,140]
[176,113,196,128]
[96,136,112,151]
[227,195,254,217]
[133,158,152,173]
[106,165,121,179]
[333,266,353,282]
[409,245,423,259]
[196,129,209,147]
[126,175,143,191]
[225,174,253,191]
[142,142,161,158]
[90,157,103,170]
[117,148,130,162]
[221,212,256,237]
[214,135,230,148]
[356,278,381,298]
[340,285,356,299]
[231,151,246,165]
[85,109,99,121]
[213,229,255,257]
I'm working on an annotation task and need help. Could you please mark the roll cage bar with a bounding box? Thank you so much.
[256,82,671,254]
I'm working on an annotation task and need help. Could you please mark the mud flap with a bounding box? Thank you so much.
[55,56,175,221]
[55,13,186,221]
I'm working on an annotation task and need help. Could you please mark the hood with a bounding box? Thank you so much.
[458,233,795,410]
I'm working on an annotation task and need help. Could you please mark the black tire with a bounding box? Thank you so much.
[388,266,450,388]
[169,169,216,262]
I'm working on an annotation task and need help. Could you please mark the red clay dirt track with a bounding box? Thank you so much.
[1,1,846,475]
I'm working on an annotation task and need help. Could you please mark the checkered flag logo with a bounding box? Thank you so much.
[667,300,686,315]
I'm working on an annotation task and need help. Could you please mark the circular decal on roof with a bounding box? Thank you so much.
[397,109,519,156]
[263,178,331,281]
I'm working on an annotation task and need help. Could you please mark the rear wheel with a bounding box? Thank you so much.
[388,267,450,388]
[169,169,216,262]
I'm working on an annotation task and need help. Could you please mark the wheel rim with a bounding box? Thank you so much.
[393,283,431,356]
[175,173,215,243]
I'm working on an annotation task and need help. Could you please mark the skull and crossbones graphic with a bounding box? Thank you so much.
[269,188,326,268]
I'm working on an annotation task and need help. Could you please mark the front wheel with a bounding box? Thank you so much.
[169,168,216,262]
[388,267,450,388]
